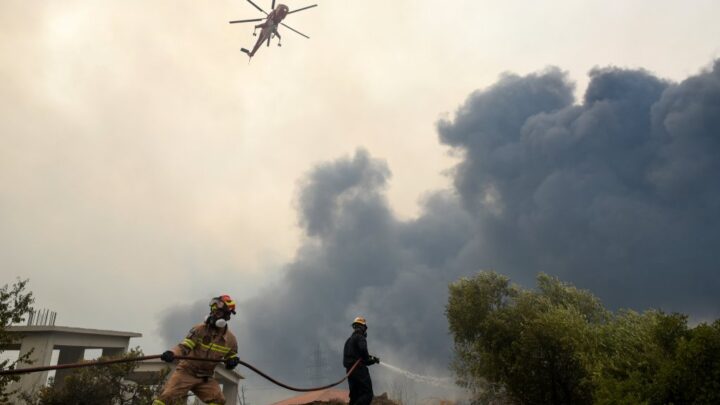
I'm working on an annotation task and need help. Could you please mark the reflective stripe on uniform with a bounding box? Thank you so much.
[200,342,232,354]
[182,338,197,349]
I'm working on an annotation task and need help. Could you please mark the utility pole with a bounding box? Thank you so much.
[307,342,327,386]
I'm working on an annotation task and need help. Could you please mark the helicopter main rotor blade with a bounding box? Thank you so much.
[280,22,310,39]
[246,0,268,15]
[271,0,276,10]
[288,4,317,14]
[229,18,265,24]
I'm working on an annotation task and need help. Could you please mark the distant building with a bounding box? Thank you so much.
[3,324,243,404]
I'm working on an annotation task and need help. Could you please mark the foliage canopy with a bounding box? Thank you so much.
[446,271,720,405]
[20,348,167,405]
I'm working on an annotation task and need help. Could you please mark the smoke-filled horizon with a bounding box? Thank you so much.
[160,60,720,401]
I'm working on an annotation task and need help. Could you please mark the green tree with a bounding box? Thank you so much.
[445,271,517,403]
[0,279,35,402]
[592,310,664,405]
[21,348,168,405]
[654,319,720,404]
[447,271,720,405]
[447,272,605,404]
[594,311,720,405]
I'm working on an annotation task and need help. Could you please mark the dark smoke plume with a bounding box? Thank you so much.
[437,63,720,314]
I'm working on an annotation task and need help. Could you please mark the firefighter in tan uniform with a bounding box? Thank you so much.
[153,295,241,405]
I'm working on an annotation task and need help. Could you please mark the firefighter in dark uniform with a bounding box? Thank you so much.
[343,316,380,405]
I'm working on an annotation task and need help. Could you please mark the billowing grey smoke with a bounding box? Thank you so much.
[160,61,720,401]
[437,62,720,316]
[158,299,209,346]
[230,150,472,380]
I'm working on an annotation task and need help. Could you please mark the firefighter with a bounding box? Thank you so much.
[343,316,380,405]
[152,295,241,405]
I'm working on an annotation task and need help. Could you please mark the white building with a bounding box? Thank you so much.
[3,325,243,404]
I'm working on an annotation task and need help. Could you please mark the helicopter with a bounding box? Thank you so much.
[229,0,318,59]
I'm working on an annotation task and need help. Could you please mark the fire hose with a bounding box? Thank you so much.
[0,355,363,393]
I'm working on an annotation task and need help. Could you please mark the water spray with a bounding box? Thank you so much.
[378,362,455,388]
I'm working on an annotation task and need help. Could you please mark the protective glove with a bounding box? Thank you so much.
[225,356,241,370]
[368,356,380,365]
[160,350,175,363]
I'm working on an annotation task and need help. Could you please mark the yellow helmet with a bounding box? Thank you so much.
[352,316,367,327]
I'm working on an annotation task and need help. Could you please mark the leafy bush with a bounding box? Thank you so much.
[20,348,168,405]
[0,279,34,402]
[447,271,720,404]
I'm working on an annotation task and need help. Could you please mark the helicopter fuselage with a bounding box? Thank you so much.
[246,4,289,56]
[233,1,316,59]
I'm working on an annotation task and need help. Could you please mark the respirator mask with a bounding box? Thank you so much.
[205,314,229,328]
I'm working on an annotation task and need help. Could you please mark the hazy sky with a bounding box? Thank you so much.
[2,0,720,402]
